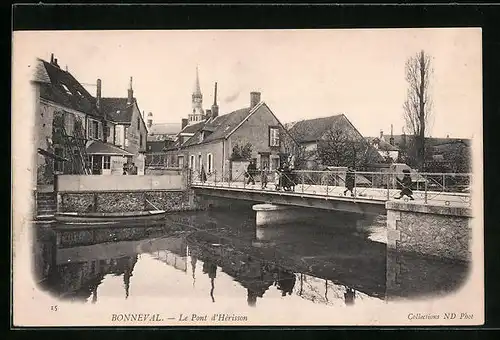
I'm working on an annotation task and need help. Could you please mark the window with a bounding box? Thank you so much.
[198,154,202,170]
[124,127,129,147]
[139,133,143,149]
[207,153,213,173]
[64,112,75,135]
[61,84,72,95]
[189,155,196,171]
[93,121,99,139]
[103,156,111,169]
[269,127,280,147]
[105,126,111,141]
[88,120,99,139]
[137,116,141,128]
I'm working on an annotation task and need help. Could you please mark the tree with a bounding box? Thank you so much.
[230,142,253,161]
[280,126,309,169]
[403,50,433,170]
[316,125,375,170]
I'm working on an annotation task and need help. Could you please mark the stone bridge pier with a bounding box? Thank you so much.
[386,201,473,262]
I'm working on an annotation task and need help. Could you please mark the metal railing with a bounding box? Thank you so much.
[189,168,472,207]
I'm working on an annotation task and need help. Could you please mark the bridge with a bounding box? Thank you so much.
[191,169,473,263]
[190,169,472,215]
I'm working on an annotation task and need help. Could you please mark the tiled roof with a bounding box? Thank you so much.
[100,97,136,123]
[382,134,471,148]
[86,140,133,156]
[181,108,251,148]
[149,123,181,136]
[180,121,206,134]
[146,140,169,153]
[36,58,101,117]
[365,137,399,152]
[288,115,343,142]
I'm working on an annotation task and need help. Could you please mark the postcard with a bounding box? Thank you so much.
[12,28,483,326]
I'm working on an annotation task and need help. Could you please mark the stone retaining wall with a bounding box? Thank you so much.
[386,201,472,262]
[58,190,203,213]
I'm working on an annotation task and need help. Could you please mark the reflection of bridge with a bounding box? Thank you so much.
[191,170,471,215]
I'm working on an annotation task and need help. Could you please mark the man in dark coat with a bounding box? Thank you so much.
[200,164,207,183]
[246,160,256,185]
[395,169,414,200]
[344,167,355,197]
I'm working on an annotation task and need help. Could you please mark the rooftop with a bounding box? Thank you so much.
[35,58,101,117]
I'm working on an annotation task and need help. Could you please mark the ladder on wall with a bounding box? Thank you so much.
[65,124,91,175]
[54,116,91,175]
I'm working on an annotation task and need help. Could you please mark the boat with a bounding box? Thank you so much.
[54,210,167,224]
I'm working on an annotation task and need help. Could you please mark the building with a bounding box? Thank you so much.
[287,114,384,169]
[99,77,149,175]
[167,90,297,180]
[365,128,400,163]
[32,54,134,189]
[380,132,472,172]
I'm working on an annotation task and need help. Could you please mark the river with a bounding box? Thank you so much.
[32,204,469,309]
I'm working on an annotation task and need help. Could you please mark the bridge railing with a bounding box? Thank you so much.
[189,168,472,206]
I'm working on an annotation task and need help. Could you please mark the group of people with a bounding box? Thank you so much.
[245,159,268,188]
[227,159,416,200]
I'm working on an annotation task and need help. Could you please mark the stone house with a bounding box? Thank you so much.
[166,92,298,180]
[32,55,134,189]
[287,114,384,170]
[99,77,149,175]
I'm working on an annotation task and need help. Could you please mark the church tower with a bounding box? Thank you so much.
[189,66,205,125]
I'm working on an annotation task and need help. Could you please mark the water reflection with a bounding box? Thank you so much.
[33,208,469,308]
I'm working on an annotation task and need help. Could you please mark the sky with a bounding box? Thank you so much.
[13,28,482,139]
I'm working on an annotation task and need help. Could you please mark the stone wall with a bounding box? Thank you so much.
[59,190,203,213]
[386,201,472,262]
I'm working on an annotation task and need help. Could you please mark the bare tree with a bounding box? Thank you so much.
[317,126,376,169]
[281,126,309,169]
[403,50,433,170]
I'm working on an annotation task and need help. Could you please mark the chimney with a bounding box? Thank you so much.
[53,58,59,68]
[250,91,261,109]
[379,130,384,140]
[50,53,54,63]
[96,79,102,109]
[127,76,133,104]
[181,118,189,130]
[389,124,394,146]
[205,109,212,120]
[147,112,153,129]
[211,82,219,118]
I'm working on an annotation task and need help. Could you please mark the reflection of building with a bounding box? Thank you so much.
[41,254,138,303]
[385,249,469,301]
[149,237,188,272]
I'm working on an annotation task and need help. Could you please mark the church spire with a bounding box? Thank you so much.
[190,65,204,124]
[194,65,202,96]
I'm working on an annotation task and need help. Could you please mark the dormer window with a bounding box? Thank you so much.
[61,84,72,95]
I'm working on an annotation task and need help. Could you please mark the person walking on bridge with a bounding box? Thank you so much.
[395,169,414,200]
[261,164,268,189]
[344,167,355,197]
[246,160,256,185]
